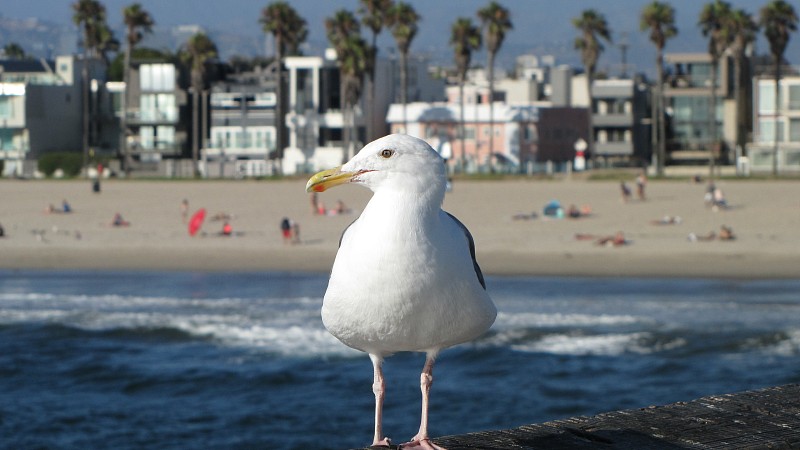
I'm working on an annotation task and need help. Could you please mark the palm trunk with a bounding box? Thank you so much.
[733,51,744,165]
[709,61,718,180]
[400,51,408,131]
[773,60,781,176]
[656,49,666,176]
[341,78,350,163]
[192,88,199,177]
[459,79,465,173]
[367,33,377,141]
[275,40,285,173]
[487,51,495,173]
[82,56,90,174]
[121,43,131,175]
[586,73,595,167]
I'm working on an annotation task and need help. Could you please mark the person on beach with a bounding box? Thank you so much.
[620,181,631,203]
[719,225,735,241]
[281,217,292,244]
[62,200,72,213]
[111,213,130,227]
[310,192,319,215]
[181,199,189,223]
[636,172,647,201]
[292,221,301,244]
[221,221,233,236]
[595,231,628,247]
[711,187,728,211]
[0,223,5,237]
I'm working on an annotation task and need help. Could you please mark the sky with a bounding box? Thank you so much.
[4,0,798,76]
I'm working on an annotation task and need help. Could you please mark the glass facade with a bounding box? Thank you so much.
[671,96,722,149]
[0,97,11,118]
[140,94,177,122]
[140,64,175,92]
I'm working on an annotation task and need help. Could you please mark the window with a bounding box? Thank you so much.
[464,126,475,140]
[140,94,177,121]
[759,119,785,142]
[759,83,776,112]
[140,127,154,149]
[0,97,10,118]
[155,126,175,149]
[789,85,800,111]
[140,64,175,92]
[0,129,13,150]
[789,118,800,143]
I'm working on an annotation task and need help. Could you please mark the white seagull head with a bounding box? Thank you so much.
[306,134,446,197]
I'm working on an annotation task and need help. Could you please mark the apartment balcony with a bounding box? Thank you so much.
[593,113,633,127]
[125,109,179,126]
[203,145,270,159]
[594,141,633,156]
[128,140,182,156]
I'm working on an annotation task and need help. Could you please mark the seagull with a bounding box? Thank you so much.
[306,134,496,449]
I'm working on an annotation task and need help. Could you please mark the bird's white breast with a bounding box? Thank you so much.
[321,197,495,356]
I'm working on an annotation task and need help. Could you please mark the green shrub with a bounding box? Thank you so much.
[38,152,84,177]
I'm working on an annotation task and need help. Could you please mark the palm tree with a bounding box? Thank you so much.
[260,1,308,171]
[326,9,368,160]
[477,1,512,172]
[699,0,733,179]
[72,0,108,172]
[727,8,758,164]
[2,42,27,59]
[759,0,798,176]
[573,9,611,167]
[95,21,120,65]
[181,33,218,177]
[640,1,677,177]
[450,17,482,172]
[358,0,394,142]
[386,1,420,132]
[121,3,154,174]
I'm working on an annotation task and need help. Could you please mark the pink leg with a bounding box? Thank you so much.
[401,354,445,450]
[370,354,392,447]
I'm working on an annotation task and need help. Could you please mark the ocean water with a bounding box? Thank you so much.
[1,270,799,449]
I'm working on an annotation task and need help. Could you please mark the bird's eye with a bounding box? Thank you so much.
[380,149,394,158]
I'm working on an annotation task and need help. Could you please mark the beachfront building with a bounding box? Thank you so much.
[0,56,96,176]
[203,65,278,178]
[123,61,190,174]
[663,52,736,166]
[281,50,443,174]
[591,78,652,166]
[747,74,800,173]
[385,102,588,173]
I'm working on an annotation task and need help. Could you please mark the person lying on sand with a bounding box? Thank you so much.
[575,231,629,247]
[651,215,682,225]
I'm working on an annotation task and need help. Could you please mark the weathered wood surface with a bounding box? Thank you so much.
[360,384,800,449]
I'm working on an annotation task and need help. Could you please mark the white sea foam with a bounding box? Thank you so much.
[0,292,352,357]
[495,311,644,328]
[763,329,800,357]
[512,332,654,356]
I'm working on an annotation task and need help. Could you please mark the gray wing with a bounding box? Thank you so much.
[338,214,362,248]
[445,212,487,290]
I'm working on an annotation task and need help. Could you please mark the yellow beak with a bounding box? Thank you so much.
[305,166,354,193]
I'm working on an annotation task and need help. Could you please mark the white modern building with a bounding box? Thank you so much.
[747,74,800,172]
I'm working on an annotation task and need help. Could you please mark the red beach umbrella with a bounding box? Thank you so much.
[188,208,206,236]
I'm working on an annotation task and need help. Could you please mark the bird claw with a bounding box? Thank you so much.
[370,437,394,448]
[400,437,445,450]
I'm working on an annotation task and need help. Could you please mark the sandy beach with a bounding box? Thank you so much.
[1,177,798,279]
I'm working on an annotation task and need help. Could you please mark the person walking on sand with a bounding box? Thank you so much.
[620,181,632,203]
[636,172,647,201]
[181,199,189,223]
[281,217,292,244]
